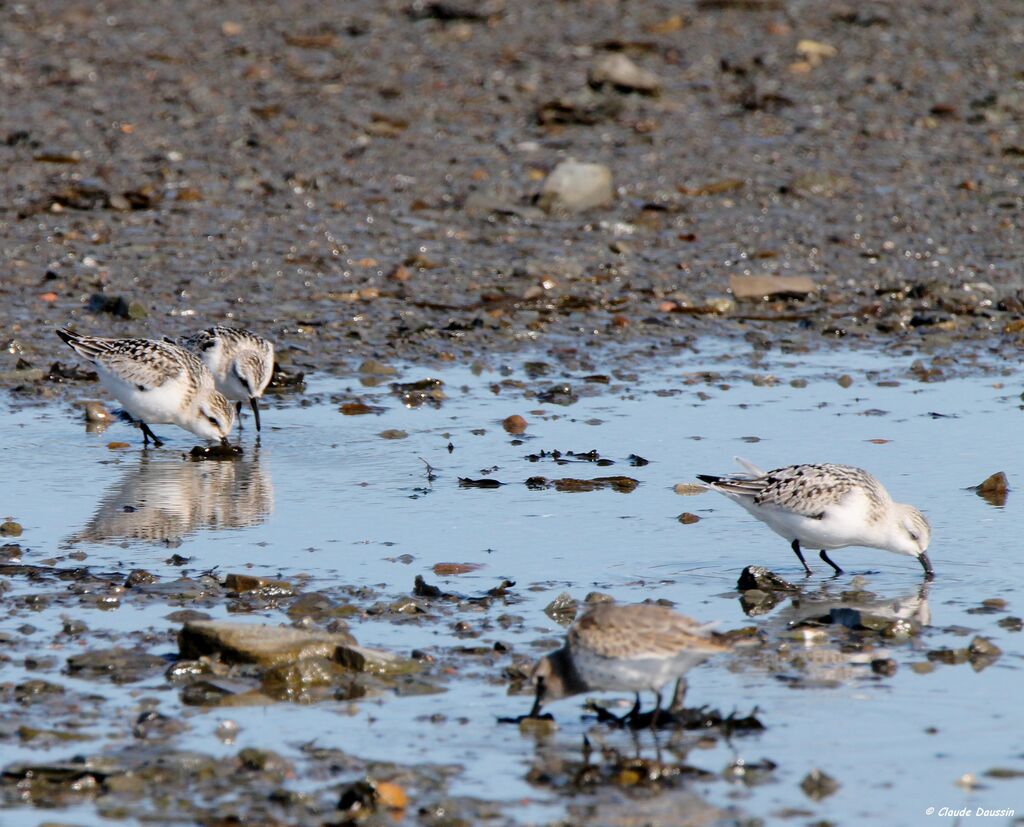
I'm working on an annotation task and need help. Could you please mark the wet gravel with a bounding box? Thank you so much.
[2,0,1024,393]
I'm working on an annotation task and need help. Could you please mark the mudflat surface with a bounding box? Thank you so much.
[2,0,1023,388]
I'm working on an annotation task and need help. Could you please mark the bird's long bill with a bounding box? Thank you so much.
[919,551,935,579]
[249,397,262,432]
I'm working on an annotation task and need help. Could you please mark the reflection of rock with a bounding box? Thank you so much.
[71,452,273,545]
[737,583,931,684]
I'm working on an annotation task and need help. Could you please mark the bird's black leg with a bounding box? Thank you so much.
[791,539,813,575]
[235,401,244,431]
[624,692,642,724]
[819,550,844,575]
[650,690,663,731]
[528,679,545,718]
[139,422,163,447]
[669,677,688,713]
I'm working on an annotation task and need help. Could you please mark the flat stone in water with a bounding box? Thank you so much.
[334,644,421,676]
[178,620,355,667]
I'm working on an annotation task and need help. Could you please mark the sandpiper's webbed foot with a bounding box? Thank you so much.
[819,549,844,575]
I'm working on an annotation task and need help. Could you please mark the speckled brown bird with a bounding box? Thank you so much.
[530,601,728,721]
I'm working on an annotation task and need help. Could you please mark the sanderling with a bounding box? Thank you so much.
[56,328,235,447]
[530,602,728,724]
[178,326,274,432]
[698,458,933,578]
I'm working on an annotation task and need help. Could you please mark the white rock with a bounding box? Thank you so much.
[538,159,614,214]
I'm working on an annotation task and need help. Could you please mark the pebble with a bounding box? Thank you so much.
[81,401,112,422]
[800,769,840,800]
[538,160,614,214]
[0,520,23,537]
[588,53,662,95]
[730,275,817,300]
[502,414,527,434]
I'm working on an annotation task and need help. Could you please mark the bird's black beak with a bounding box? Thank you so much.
[249,397,261,432]
[919,551,935,580]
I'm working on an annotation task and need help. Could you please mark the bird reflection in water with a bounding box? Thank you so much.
[71,450,273,546]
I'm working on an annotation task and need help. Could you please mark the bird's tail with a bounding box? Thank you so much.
[56,328,106,361]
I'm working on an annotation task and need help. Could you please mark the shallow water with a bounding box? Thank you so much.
[2,344,1022,825]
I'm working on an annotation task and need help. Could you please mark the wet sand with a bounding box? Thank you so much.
[2,0,1023,393]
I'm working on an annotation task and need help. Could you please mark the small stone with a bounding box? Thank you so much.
[544,592,578,624]
[124,569,158,587]
[0,520,23,537]
[223,573,294,596]
[536,384,577,405]
[800,769,840,800]
[215,719,241,743]
[972,472,1008,506]
[588,53,662,95]
[677,512,701,524]
[538,160,614,214]
[375,781,409,810]
[674,483,707,495]
[737,566,797,592]
[502,414,527,434]
[968,636,1002,658]
[997,616,1023,632]
[837,374,853,388]
[730,274,817,300]
[358,359,397,376]
[81,401,112,422]
[334,644,420,676]
[871,658,898,676]
[378,429,408,440]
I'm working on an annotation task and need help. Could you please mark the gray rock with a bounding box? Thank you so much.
[737,566,797,592]
[179,620,355,667]
[334,644,421,676]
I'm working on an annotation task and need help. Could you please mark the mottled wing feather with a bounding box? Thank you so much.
[178,329,218,352]
[570,604,726,658]
[705,464,882,518]
[79,338,203,390]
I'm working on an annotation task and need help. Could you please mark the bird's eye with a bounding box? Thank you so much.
[207,415,219,426]
[908,530,919,542]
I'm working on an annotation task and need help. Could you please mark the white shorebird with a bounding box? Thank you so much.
[530,602,728,724]
[57,328,235,447]
[178,327,274,432]
[698,458,933,578]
